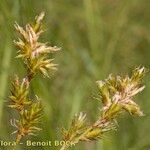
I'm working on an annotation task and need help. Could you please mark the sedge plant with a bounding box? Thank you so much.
[8,12,60,146]
[7,12,147,150]
[60,67,147,150]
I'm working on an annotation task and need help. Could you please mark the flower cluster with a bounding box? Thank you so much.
[11,101,43,143]
[61,67,146,150]
[61,112,117,150]
[14,12,60,80]
[8,75,31,112]
[96,66,146,120]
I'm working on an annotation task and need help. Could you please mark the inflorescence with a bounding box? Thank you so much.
[8,12,60,145]
[61,67,146,150]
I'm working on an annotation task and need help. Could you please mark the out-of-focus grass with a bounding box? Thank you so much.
[0,0,21,142]
[0,0,149,150]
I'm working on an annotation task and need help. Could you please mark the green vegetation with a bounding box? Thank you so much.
[0,0,149,150]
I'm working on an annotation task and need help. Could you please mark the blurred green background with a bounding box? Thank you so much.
[0,0,149,150]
